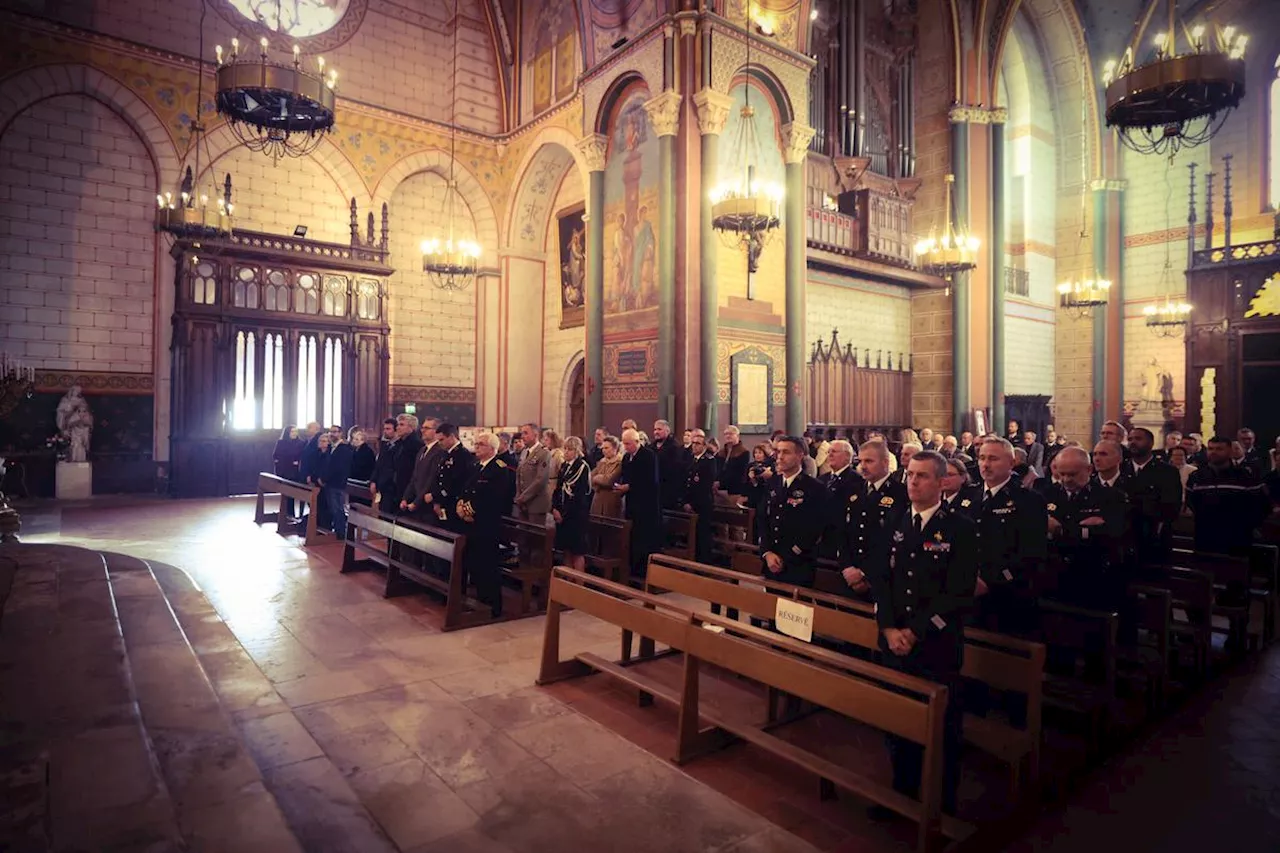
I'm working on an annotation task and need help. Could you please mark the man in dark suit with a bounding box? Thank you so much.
[865,450,977,818]
[1006,420,1021,443]
[681,429,718,564]
[957,437,1048,637]
[757,435,826,587]
[429,423,474,531]
[839,440,908,594]
[1186,436,1271,557]
[1123,427,1184,571]
[1091,439,1127,490]
[1237,428,1264,476]
[1042,446,1130,611]
[496,431,519,469]
[400,418,445,519]
[957,431,975,459]
[391,414,424,512]
[586,427,607,469]
[652,419,689,510]
[617,428,661,579]
[817,439,864,562]
[456,431,516,617]
[369,418,398,511]
[1100,420,1132,461]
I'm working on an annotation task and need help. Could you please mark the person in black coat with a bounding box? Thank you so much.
[552,437,594,572]
[401,420,446,520]
[272,425,305,517]
[297,422,323,485]
[321,430,355,539]
[1122,427,1184,571]
[1042,446,1131,612]
[757,436,826,587]
[838,440,908,595]
[430,423,474,531]
[817,439,865,562]
[617,429,661,579]
[349,427,377,483]
[715,427,750,501]
[456,432,516,617]
[865,450,977,817]
[1187,437,1271,556]
[681,430,718,564]
[651,420,688,510]
[742,443,776,512]
[497,431,520,469]
[957,437,1048,637]
[391,414,424,513]
[369,419,399,513]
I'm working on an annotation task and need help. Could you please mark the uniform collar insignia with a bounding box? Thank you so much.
[934,531,944,541]
[960,498,971,507]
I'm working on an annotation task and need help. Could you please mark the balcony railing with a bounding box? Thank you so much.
[806,207,860,255]
[1004,267,1030,297]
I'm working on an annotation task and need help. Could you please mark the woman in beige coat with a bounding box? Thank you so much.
[590,435,624,517]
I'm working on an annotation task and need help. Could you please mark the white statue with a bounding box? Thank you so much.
[1140,358,1172,410]
[56,385,93,463]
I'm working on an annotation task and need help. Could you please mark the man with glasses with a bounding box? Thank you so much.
[456,432,515,617]
[681,429,718,564]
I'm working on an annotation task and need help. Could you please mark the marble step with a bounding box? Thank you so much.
[0,543,184,852]
[131,556,400,853]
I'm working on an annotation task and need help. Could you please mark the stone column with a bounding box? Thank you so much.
[950,118,970,437]
[782,122,816,436]
[1093,178,1126,432]
[577,134,608,433]
[694,89,733,434]
[644,90,682,424]
[991,117,1006,434]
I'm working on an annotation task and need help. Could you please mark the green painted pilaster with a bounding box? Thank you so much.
[783,122,816,437]
[951,120,970,436]
[694,89,732,434]
[1092,187,1107,440]
[991,121,1006,434]
[644,91,682,424]
[578,134,608,433]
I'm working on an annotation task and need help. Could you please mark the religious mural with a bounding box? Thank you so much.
[583,0,661,63]
[558,207,586,328]
[521,0,579,116]
[602,83,660,315]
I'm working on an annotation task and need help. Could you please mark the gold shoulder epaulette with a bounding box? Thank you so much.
[495,459,507,468]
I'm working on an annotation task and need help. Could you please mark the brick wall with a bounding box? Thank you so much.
[386,171,478,388]
[3,0,505,133]
[204,144,352,244]
[806,276,911,358]
[0,95,155,372]
[541,168,585,433]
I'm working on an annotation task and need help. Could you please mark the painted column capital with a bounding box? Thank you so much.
[643,91,683,138]
[948,105,1007,125]
[1090,178,1127,193]
[693,88,734,136]
[576,133,609,172]
[781,122,816,164]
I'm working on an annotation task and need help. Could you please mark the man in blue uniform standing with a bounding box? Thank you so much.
[758,435,826,587]
[866,450,978,818]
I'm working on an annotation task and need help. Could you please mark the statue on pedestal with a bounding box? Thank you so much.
[1139,358,1174,412]
[55,385,93,463]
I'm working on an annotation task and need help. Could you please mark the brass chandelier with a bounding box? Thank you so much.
[214,0,338,163]
[709,22,783,274]
[1145,161,1192,337]
[420,0,481,291]
[914,174,979,281]
[157,0,236,238]
[1100,0,1246,157]
[1058,84,1110,320]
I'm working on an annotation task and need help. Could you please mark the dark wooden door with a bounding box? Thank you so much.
[569,361,585,439]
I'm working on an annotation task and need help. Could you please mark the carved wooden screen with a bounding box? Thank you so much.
[806,329,912,433]
[168,229,393,497]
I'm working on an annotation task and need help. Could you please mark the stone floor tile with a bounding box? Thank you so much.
[463,686,574,731]
[408,828,516,853]
[386,702,540,790]
[262,756,398,853]
[715,826,826,853]
[431,658,540,702]
[48,723,162,814]
[506,711,653,786]
[308,720,416,777]
[348,757,479,848]
[147,727,263,810]
[236,710,325,769]
[178,780,304,853]
[452,759,605,850]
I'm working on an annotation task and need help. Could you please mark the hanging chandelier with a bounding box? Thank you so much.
[1100,0,1246,157]
[157,0,236,238]
[421,0,481,291]
[914,174,979,280]
[1057,275,1112,318]
[1144,295,1193,336]
[213,0,338,163]
[709,24,783,274]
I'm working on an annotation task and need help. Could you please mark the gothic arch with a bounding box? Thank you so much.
[0,63,180,189]
[505,126,589,253]
[592,72,652,137]
[559,349,585,436]
[373,149,501,267]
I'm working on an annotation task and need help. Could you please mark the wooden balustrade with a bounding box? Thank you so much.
[806,328,912,432]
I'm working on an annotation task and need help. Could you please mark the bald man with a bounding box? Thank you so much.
[1041,446,1130,611]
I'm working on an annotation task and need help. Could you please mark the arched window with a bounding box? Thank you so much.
[1271,56,1280,210]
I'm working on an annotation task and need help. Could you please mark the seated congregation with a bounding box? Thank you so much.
[255,412,1280,850]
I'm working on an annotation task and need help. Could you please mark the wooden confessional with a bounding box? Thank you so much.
[168,206,393,497]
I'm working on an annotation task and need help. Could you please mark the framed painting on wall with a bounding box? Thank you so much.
[558,206,586,329]
[730,347,774,433]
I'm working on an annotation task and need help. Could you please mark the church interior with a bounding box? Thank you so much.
[2,0,1280,850]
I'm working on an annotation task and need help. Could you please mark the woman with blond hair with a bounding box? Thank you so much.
[541,429,565,503]
[553,436,594,571]
[590,435,624,517]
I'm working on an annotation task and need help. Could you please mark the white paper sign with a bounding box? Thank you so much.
[774,599,815,643]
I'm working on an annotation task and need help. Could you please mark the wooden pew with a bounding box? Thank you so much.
[643,554,1045,794]
[500,515,554,616]
[659,509,697,561]
[253,472,322,545]
[709,503,755,561]
[345,478,374,507]
[727,542,868,601]
[538,566,968,853]
[1038,600,1118,755]
[584,514,631,584]
[1169,549,1257,653]
[1144,566,1214,680]
[342,503,510,632]
[1119,585,1173,710]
